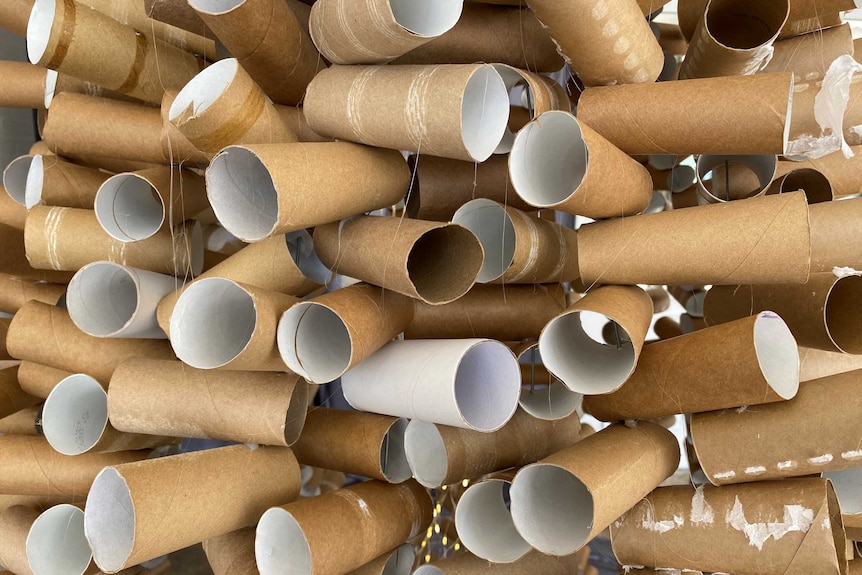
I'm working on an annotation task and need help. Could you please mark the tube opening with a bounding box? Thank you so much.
[85,468,135,573]
[24,154,45,208]
[518,346,583,421]
[255,508,312,575]
[452,199,515,283]
[284,378,309,446]
[697,155,776,203]
[706,0,788,49]
[286,231,331,284]
[27,0,55,64]
[407,226,482,304]
[42,374,108,455]
[27,504,92,575]
[67,262,139,337]
[381,544,415,575]
[278,303,352,384]
[453,341,520,431]
[780,169,833,204]
[753,311,799,400]
[389,0,462,37]
[380,418,411,483]
[404,420,448,488]
[169,58,238,121]
[824,468,862,515]
[461,67,510,162]
[456,479,531,563]
[207,146,278,242]
[3,155,34,206]
[826,275,862,354]
[95,174,165,241]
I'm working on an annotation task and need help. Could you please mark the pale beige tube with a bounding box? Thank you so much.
[0,0,34,36]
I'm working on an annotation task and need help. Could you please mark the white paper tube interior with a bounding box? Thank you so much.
[85,467,135,573]
[752,311,800,400]
[826,275,862,354]
[510,463,593,556]
[278,302,351,384]
[491,65,530,155]
[286,230,332,284]
[44,69,58,109]
[255,508,312,575]
[644,190,667,214]
[26,504,92,575]
[696,154,777,204]
[518,346,582,421]
[379,544,415,575]
[403,420,449,488]
[381,418,412,483]
[509,111,587,209]
[27,0,54,65]
[453,341,521,431]
[455,479,531,563]
[187,0,244,13]
[389,0,462,37]
[66,262,139,337]
[648,155,677,170]
[413,568,442,575]
[452,199,514,283]
[24,154,46,209]
[95,173,168,242]
[3,155,34,206]
[461,66,510,162]
[42,374,108,456]
[539,310,637,395]
[169,58,237,123]
[824,468,862,515]
[169,278,256,369]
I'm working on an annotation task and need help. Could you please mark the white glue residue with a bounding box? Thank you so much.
[690,485,714,525]
[713,471,736,480]
[745,466,767,475]
[834,267,861,278]
[726,497,814,551]
[823,516,831,530]
[808,454,834,465]
[842,450,862,460]
[641,506,683,533]
[777,461,796,470]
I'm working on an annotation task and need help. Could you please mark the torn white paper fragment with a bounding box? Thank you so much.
[726,497,814,551]
[690,485,715,525]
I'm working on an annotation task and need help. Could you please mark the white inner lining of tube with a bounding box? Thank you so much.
[27,0,55,64]
[95,174,165,241]
[286,231,332,285]
[452,199,515,283]
[169,58,237,121]
[518,346,583,421]
[413,568,443,575]
[67,262,138,337]
[24,154,45,208]
[278,302,351,384]
[454,341,520,431]
[255,508,312,575]
[85,468,135,573]
[403,420,448,488]
[3,155,34,206]
[824,468,862,515]
[170,278,256,369]
[752,312,799,400]
[44,69,58,109]
[461,67,510,162]
[509,111,588,208]
[42,374,108,455]
[27,504,92,575]
[206,146,277,242]
[510,463,593,556]
[456,479,531,563]
[380,418,412,483]
[389,0,462,37]
[381,544,415,575]
[539,310,636,395]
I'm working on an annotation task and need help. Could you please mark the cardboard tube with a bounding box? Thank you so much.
[510,422,680,556]
[695,154,778,204]
[7,301,175,384]
[508,111,653,218]
[777,148,862,198]
[0,317,11,360]
[763,23,853,80]
[647,286,672,314]
[207,142,410,242]
[273,105,330,143]
[188,0,323,106]
[85,444,301,573]
[515,341,583,421]
[667,285,707,317]
[0,61,48,108]
[278,284,414,384]
[0,224,76,285]
[653,316,683,340]
[0,187,28,229]
[405,283,567,342]
[524,0,663,85]
[769,167,834,204]
[255,480,432,575]
[414,550,585,575]
[304,64,510,163]
[289,408,411,483]
[611,479,846,575]
[826,468,862,530]
[202,527,257,575]
[169,278,298,371]
[584,312,800,421]
[350,544,415,575]
[0,274,65,315]
[27,0,202,105]
[309,0,462,64]
[577,72,794,155]
[578,191,811,286]
[26,504,93,575]
[342,338,520,432]
[452,199,578,283]
[108,359,308,447]
[314,216,483,305]
[144,0,212,37]
[404,410,583,488]
[800,346,862,382]
[810,198,862,272]
[539,285,653,395]
[159,90,208,166]
[17,361,72,398]
[0,505,40,575]
[4,154,35,207]
[0,367,41,420]
[705,274,862,353]
[692,368,862,485]
[0,404,41,436]
[0,0,34,35]
[23,154,110,210]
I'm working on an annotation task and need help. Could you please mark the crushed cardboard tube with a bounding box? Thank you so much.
[695,154,778,204]
[809,197,862,272]
[413,550,586,574]
[349,543,415,575]
[0,366,41,420]
[515,341,583,421]
[26,503,93,575]
[24,154,111,210]
[17,361,73,398]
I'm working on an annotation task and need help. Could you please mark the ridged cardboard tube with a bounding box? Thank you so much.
[0,61,46,108]
[169,278,299,371]
[350,543,415,575]
[309,0,462,64]
[17,362,72,398]
[107,359,308,447]
[611,479,846,575]
[577,72,794,155]
[509,422,680,556]
[27,0,202,104]
[202,527,257,575]
[0,275,65,315]
[578,192,812,286]
[0,505,40,575]
[304,64,510,162]
[692,368,862,485]
[404,410,583,488]
[539,285,653,395]
[583,312,800,421]
[405,284,567,342]
[810,198,862,272]
[289,408,411,483]
[3,155,35,207]
[188,0,322,106]
[508,111,653,219]
[26,504,93,575]
[342,338,520,432]
[314,217,483,305]
[169,59,297,157]
[278,284,414,384]
[24,154,110,210]
[0,367,41,420]
[515,342,583,421]
[0,404,41,436]
[800,346,862,382]
[695,154,778,204]
[414,551,586,575]
[66,263,176,339]
[7,302,175,384]
[768,168,834,203]
[704,274,862,353]
[207,142,410,242]
[85,444,301,573]
[452,199,579,284]
[255,480,432,575]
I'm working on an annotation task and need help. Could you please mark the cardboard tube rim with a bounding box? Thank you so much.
[406,224,483,304]
[775,168,833,203]
[24,154,45,209]
[26,0,54,65]
[277,301,353,384]
[84,467,136,573]
[455,478,531,563]
[94,173,168,242]
[825,274,862,354]
[824,468,862,515]
[3,155,34,207]
[452,198,515,283]
[41,374,109,456]
[752,311,800,400]
[26,504,92,575]
[387,0,462,37]
[460,65,511,162]
[380,417,411,483]
[517,343,582,421]
[705,0,788,51]
[403,420,448,488]
[65,262,151,338]
[186,0,250,16]
[695,154,777,204]
[43,69,57,109]
[168,58,237,122]
[255,507,312,575]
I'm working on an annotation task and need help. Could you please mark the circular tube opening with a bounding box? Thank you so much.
[779,169,832,204]
[824,468,862,515]
[278,303,352,384]
[452,199,515,283]
[461,67,510,162]
[825,275,862,354]
[668,165,696,193]
[284,378,309,446]
[207,146,277,242]
[3,155,34,206]
[696,155,776,204]
[169,58,238,122]
[84,468,135,573]
[381,544,415,575]
[95,174,166,241]
[389,0,462,37]
[752,311,799,400]
[518,346,582,421]
[44,69,58,109]
[42,374,108,455]
[454,341,520,432]
[455,479,531,563]
[27,504,92,575]
[380,418,411,483]
[24,154,45,208]
[188,220,205,277]
[27,0,55,64]
[707,0,788,50]
[255,508,312,575]
[406,225,483,304]
[67,262,139,337]
[169,278,256,369]
[404,420,448,488]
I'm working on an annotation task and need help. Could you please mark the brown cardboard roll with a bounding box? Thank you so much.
[144,0,213,37]
[0,61,48,109]
[16,361,71,398]
[23,154,110,210]
[0,504,41,575]
[762,23,853,80]
[776,148,862,198]
[0,187,28,229]
[799,346,862,382]
[695,154,777,204]
[0,222,75,283]
[769,167,834,204]
[0,404,41,436]
[349,544,415,575]
[414,550,586,574]
[0,274,65,315]
[202,527,257,575]
[653,316,684,340]
[515,341,583,421]
[0,367,41,420]
[0,0,34,36]
[809,198,862,272]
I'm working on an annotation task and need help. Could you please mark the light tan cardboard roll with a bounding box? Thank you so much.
[0,61,48,108]
[826,468,862,534]
[0,274,65,315]
[763,23,853,80]
[691,368,862,485]
[4,154,36,208]
[777,148,862,198]
[144,0,213,37]
[23,154,110,210]
[17,361,71,398]
[508,111,653,218]
[0,222,74,283]
[612,479,846,575]
[7,301,175,384]
[404,410,583,488]
[667,285,706,317]
[289,408,411,483]
[800,346,862,382]
[0,367,41,421]
[207,142,410,242]
[515,341,583,421]
[577,72,794,155]
[413,550,585,575]
[255,480,432,575]
[314,216,483,305]
[539,285,653,395]
[584,312,800,421]
[108,359,308,447]
[0,504,40,575]
[159,90,209,166]
[0,187,28,229]
[510,422,680,556]
[202,527,257,575]
[695,154,778,204]
[278,284,414,384]
[810,198,862,272]
[304,64,510,162]
[188,0,323,106]
[26,503,94,575]
[349,544,415,575]
[0,0,34,35]
[780,12,844,39]
[0,404,41,436]
[578,191,811,286]
[273,105,330,143]
[85,444,301,573]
